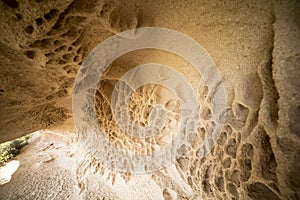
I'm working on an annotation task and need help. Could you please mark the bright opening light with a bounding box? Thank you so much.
[0,160,20,185]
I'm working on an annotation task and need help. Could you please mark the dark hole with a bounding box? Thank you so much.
[52,22,60,30]
[53,40,62,45]
[44,9,59,21]
[35,18,43,26]
[25,25,34,34]
[73,55,79,62]
[45,52,54,58]
[0,89,4,92]
[1,0,19,9]
[15,13,22,20]
[25,51,36,59]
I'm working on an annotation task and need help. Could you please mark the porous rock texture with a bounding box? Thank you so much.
[0,0,300,199]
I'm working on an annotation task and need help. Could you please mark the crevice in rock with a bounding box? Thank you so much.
[258,126,278,182]
[247,182,280,200]
[1,0,19,9]
[258,13,280,130]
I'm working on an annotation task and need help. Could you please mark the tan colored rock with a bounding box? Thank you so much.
[0,0,299,199]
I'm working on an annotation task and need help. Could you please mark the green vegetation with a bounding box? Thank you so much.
[0,134,32,166]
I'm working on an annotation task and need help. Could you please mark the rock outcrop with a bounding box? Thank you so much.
[0,0,299,199]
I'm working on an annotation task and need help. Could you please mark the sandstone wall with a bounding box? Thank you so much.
[0,0,299,199]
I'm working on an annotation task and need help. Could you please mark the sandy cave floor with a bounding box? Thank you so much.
[0,130,183,200]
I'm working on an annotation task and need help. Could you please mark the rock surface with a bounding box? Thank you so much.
[0,0,300,199]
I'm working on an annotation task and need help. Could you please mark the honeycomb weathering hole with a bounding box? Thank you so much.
[73,27,226,173]
[95,81,182,153]
[128,84,181,131]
